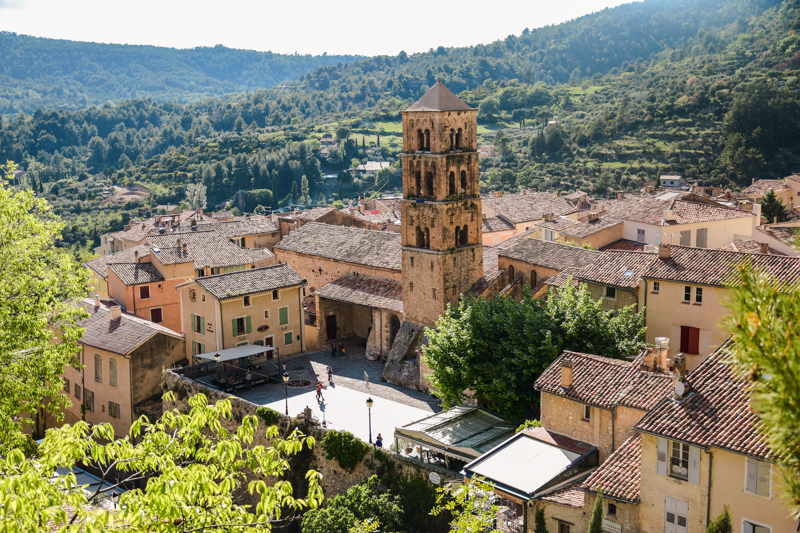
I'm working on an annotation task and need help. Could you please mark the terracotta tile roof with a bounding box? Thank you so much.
[84,244,151,278]
[202,216,279,237]
[535,217,581,232]
[581,434,642,503]
[634,339,770,459]
[483,192,577,224]
[559,216,622,239]
[741,179,788,194]
[537,481,586,508]
[564,190,588,201]
[576,251,656,289]
[667,198,754,224]
[719,240,785,255]
[405,81,474,112]
[303,294,317,315]
[77,299,182,355]
[275,222,402,271]
[543,268,583,288]
[315,275,402,313]
[107,263,165,286]
[296,207,334,221]
[535,352,672,411]
[481,216,514,233]
[604,193,753,226]
[146,232,258,269]
[641,245,800,287]
[491,229,537,251]
[525,426,596,455]
[192,264,303,300]
[754,223,800,250]
[599,240,646,252]
[784,174,800,185]
[499,239,600,272]
[467,246,502,296]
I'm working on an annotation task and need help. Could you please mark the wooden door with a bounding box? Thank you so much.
[326,315,337,341]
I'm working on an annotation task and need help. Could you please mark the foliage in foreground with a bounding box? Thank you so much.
[423,282,646,416]
[0,161,88,453]
[431,478,498,533]
[0,392,322,532]
[706,505,733,533]
[726,263,800,515]
[321,429,371,471]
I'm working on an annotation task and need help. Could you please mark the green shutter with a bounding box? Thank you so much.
[190,314,196,332]
[241,237,246,247]
[232,319,238,337]
[192,341,197,355]
[200,316,205,333]
[245,315,252,334]
[284,331,293,345]
[279,307,289,325]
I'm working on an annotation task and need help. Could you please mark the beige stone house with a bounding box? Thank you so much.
[176,263,305,360]
[57,299,185,436]
[497,238,601,294]
[571,250,657,313]
[482,191,578,242]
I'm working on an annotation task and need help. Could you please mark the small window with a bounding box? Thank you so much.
[605,287,616,299]
[108,401,120,419]
[74,383,81,400]
[608,502,617,518]
[139,285,151,300]
[558,523,570,533]
[64,378,70,393]
[109,358,118,387]
[157,283,163,291]
[94,354,102,382]
[85,390,94,413]
[695,287,703,304]
[201,294,206,302]
[243,295,251,307]
[410,257,414,267]
[264,310,270,319]
[150,307,163,323]
[669,441,690,481]
[272,290,280,301]
[743,521,771,533]
[236,317,246,334]
[409,282,414,292]
[284,331,293,345]
[583,405,591,421]
[432,288,437,300]
[684,286,691,302]
[653,281,660,293]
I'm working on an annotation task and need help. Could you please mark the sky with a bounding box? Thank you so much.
[0,0,636,57]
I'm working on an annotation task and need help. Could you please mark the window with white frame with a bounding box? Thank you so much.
[582,405,591,421]
[743,520,771,533]
[695,287,703,304]
[264,310,270,319]
[653,281,660,293]
[243,295,251,307]
[684,286,692,302]
[670,441,690,480]
[637,228,646,242]
[745,457,771,498]
[657,438,700,484]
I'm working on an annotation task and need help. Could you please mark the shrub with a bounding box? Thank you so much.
[516,419,541,433]
[256,406,281,426]
[321,430,370,471]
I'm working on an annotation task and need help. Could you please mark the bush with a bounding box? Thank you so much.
[321,430,371,471]
[255,406,281,426]
[516,419,541,433]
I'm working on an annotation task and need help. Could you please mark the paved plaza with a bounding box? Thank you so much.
[234,341,442,445]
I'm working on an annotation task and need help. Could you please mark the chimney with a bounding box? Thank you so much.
[655,337,670,371]
[110,305,122,320]
[94,294,101,308]
[642,347,657,371]
[663,209,676,222]
[760,242,769,254]
[141,223,146,230]
[190,218,197,228]
[560,357,573,389]
[658,243,671,260]
[672,353,690,399]
[182,243,188,254]
[134,250,139,264]
[646,186,654,194]
[176,238,181,250]
[617,192,624,200]
[482,212,487,220]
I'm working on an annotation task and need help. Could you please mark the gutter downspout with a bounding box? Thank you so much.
[299,286,306,353]
[706,449,713,528]
[215,298,223,350]
[642,279,647,319]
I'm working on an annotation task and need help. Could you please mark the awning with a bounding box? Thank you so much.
[194,345,276,362]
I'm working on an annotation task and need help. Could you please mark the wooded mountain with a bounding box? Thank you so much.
[0,32,359,113]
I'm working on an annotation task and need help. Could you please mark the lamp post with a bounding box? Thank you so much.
[110,490,119,510]
[366,397,373,444]
[282,370,290,415]
[214,352,221,383]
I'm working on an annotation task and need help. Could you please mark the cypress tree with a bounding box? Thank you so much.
[587,489,603,533]
[533,506,548,533]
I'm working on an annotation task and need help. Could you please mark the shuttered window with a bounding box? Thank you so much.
[284,331,293,345]
[109,358,118,387]
[279,307,289,325]
[94,354,102,382]
[664,497,688,533]
[680,326,700,355]
[679,230,691,246]
[108,401,120,419]
[746,457,771,498]
[696,228,708,248]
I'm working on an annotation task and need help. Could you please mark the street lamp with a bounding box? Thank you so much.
[366,397,374,444]
[282,370,290,416]
[214,352,221,383]
[110,490,119,510]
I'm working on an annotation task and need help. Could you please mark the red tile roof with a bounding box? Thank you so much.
[538,482,586,508]
[77,299,182,355]
[535,217,581,232]
[315,275,403,313]
[741,179,788,195]
[753,223,800,250]
[581,434,642,503]
[499,239,600,272]
[466,246,501,296]
[599,240,646,252]
[576,251,657,289]
[603,193,753,226]
[482,216,515,233]
[634,339,770,459]
[543,268,583,288]
[559,216,622,239]
[483,192,577,224]
[719,240,785,255]
[641,245,800,287]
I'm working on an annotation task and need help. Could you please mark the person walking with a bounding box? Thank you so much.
[315,382,324,402]
[375,434,383,448]
[327,366,333,385]
[330,343,337,359]
[338,342,345,359]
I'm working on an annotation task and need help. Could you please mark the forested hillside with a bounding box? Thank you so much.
[0,32,359,113]
[4,0,800,257]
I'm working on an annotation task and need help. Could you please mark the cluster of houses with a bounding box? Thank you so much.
[50,83,800,533]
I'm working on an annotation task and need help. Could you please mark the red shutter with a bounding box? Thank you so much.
[688,327,700,354]
[680,326,689,353]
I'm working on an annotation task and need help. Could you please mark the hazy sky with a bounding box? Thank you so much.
[0,0,635,56]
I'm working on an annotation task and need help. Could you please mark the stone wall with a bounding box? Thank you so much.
[381,321,428,391]
[273,249,401,294]
[162,367,457,505]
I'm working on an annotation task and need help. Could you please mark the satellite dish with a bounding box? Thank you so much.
[674,381,686,397]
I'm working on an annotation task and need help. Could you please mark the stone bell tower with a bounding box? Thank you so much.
[400,81,483,327]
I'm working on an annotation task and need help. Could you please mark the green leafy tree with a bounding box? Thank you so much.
[759,189,791,223]
[533,506,549,533]
[233,115,246,133]
[706,505,733,533]
[720,132,765,180]
[185,182,207,210]
[336,127,351,141]
[0,391,323,532]
[478,96,500,122]
[725,264,800,514]
[301,476,402,533]
[423,282,645,415]
[587,489,603,533]
[0,161,88,453]
[300,174,311,207]
[431,478,498,533]
[291,180,299,204]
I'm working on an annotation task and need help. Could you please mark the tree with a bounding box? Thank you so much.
[317,191,326,206]
[431,478,498,533]
[706,505,733,533]
[587,489,603,533]
[185,182,207,210]
[759,189,791,223]
[477,96,500,122]
[423,282,646,416]
[725,264,800,514]
[655,175,662,189]
[0,162,88,453]
[301,476,403,533]
[533,505,549,533]
[0,392,323,532]
[233,115,246,133]
[336,127,351,141]
[291,180,299,204]
[300,174,311,207]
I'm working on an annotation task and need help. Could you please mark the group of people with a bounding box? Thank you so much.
[330,342,346,359]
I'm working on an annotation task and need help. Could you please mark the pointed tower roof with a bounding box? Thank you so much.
[406,81,475,112]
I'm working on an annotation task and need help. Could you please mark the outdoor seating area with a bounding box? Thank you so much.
[189,345,286,393]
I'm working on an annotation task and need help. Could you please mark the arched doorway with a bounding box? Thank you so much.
[508,265,515,282]
[389,315,401,349]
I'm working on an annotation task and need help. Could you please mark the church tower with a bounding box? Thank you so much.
[400,82,483,327]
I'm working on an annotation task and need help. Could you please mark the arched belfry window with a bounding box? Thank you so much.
[448,171,456,196]
[417,129,425,151]
[460,170,467,194]
[449,129,455,151]
[424,130,431,151]
[456,128,462,150]
[455,226,461,247]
